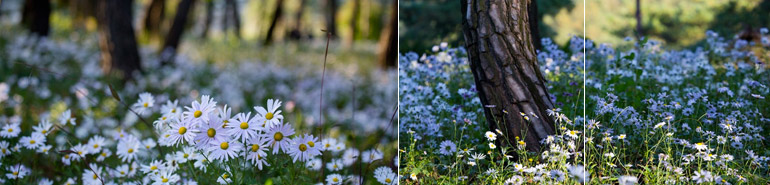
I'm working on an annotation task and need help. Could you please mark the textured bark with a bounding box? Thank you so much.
[201,0,213,38]
[461,0,555,152]
[21,0,51,36]
[264,0,284,45]
[143,0,165,37]
[160,0,196,65]
[377,0,397,68]
[96,0,142,79]
[527,0,540,50]
[325,0,338,38]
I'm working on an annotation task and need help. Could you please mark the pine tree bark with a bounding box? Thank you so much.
[377,0,396,68]
[143,0,165,37]
[264,0,284,46]
[160,0,196,65]
[96,0,142,79]
[635,0,642,39]
[225,0,241,38]
[21,0,51,37]
[461,0,555,152]
[527,0,540,50]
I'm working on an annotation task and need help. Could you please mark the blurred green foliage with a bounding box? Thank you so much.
[398,0,574,53]
[400,0,770,52]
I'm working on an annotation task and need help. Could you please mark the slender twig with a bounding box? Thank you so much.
[318,29,332,182]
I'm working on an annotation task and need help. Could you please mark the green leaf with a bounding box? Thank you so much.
[108,84,121,102]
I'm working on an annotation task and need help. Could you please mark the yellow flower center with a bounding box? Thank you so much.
[274,132,283,141]
[93,144,99,148]
[162,178,169,183]
[93,174,98,179]
[178,127,187,135]
[78,151,83,155]
[194,110,202,118]
[207,128,216,137]
[143,102,148,107]
[183,153,189,158]
[265,112,274,120]
[240,122,249,129]
[30,140,35,144]
[101,152,107,157]
[12,172,18,176]
[7,128,12,132]
[307,141,315,147]
[120,171,125,175]
[128,148,134,153]
[251,144,259,152]
[42,130,47,134]
[333,177,339,182]
[64,155,70,159]
[223,173,229,179]
[150,166,157,170]
[299,144,307,152]
[386,178,392,183]
[220,142,229,150]
[171,108,176,113]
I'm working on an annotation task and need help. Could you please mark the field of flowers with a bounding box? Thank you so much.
[398,30,770,184]
[0,27,397,184]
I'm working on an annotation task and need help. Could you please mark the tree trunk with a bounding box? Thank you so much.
[226,0,241,38]
[377,0,396,68]
[160,0,196,65]
[263,0,284,46]
[69,0,96,31]
[96,0,142,79]
[143,0,165,37]
[461,0,555,152]
[201,0,213,38]
[348,0,361,44]
[21,0,51,37]
[289,0,306,40]
[325,0,338,38]
[527,0,540,50]
[635,0,642,39]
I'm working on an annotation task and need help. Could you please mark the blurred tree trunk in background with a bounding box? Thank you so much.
[201,0,213,38]
[289,0,306,40]
[347,0,360,46]
[160,0,196,65]
[461,0,556,152]
[96,0,142,79]
[225,0,241,38]
[264,0,283,45]
[69,0,96,30]
[528,0,540,50]
[142,0,165,38]
[377,0,396,68]
[635,0,642,39]
[325,0,337,38]
[21,0,51,36]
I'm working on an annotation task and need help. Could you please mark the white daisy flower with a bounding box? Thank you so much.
[207,139,242,162]
[0,141,11,158]
[692,170,713,184]
[246,136,270,169]
[164,119,199,146]
[362,149,383,163]
[216,173,233,184]
[59,109,76,125]
[70,144,88,161]
[227,112,262,142]
[37,145,52,154]
[619,175,638,185]
[374,167,397,185]
[287,134,321,162]
[95,149,111,162]
[113,164,130,178]
[265,122,295,154]
[485,131,497,141]
[6,164,29,179]
[132,92,155,115]
[184,95,217,123]
[152,170,180,185]
[87,135,107,154]
[342,148,359,166]
[0,122,21,138]
[692,142,708,151]
[81,164,102,185]
[325,174,344,185]
[161,100,180,116]
[141,160,165,174]
[193,114,227,149]
[143,138,157,150]
[306,158,322,171]
[20,133,46,149]
[117,135,141,162]
[326,158,344,171]
[175,147,197,163]
[33,119,53,135]
[321,138,338,151]
[255,99,284,128]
